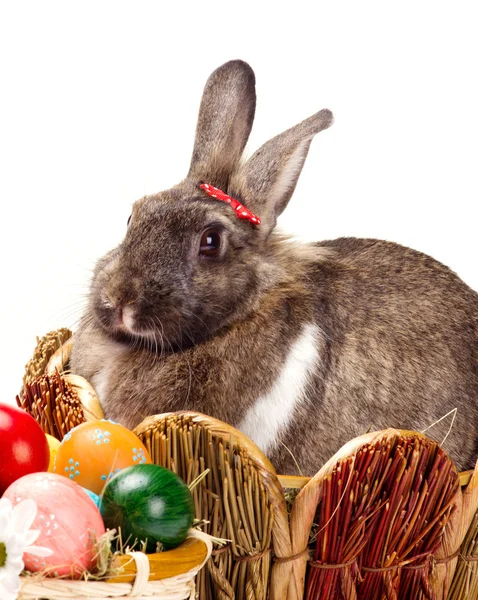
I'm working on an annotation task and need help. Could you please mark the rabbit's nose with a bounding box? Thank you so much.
[113,304,137,333]
[101,288,137,329]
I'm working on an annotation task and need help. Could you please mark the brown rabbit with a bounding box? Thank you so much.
[71,59,478,475]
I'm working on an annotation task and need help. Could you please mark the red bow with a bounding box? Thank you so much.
[200,183,261,226]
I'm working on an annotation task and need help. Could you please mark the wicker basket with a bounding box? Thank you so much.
[18,529,212,600]
[17,331,478,600]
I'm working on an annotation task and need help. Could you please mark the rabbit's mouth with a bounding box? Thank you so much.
[95,298,195,353]
[108,326,193,354]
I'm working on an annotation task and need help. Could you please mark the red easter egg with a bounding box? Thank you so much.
[0,402,49,494]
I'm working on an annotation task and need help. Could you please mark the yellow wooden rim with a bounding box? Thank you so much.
[279,470,473,490]
[106,534,209,583]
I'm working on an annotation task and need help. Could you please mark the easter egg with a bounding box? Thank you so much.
[46,434,61,472]
[101,464,194,552]
[83,487,101,509]
[0,402,49,494]
[54,420,151,494]
[3,472,105,577]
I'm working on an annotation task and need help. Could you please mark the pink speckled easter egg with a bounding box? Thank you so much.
[3,472,105,578]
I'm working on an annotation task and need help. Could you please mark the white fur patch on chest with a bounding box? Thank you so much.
[237,323,322,455]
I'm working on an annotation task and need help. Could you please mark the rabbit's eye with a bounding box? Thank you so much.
[199,229,221,258]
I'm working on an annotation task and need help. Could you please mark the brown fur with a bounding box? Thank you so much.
[71,60,478,475]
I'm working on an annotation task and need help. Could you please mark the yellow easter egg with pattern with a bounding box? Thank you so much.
[46,434,61,472]
[54,420,151,494]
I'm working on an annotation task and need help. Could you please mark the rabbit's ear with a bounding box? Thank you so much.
[188,60,256,188]
[231,109,333,236]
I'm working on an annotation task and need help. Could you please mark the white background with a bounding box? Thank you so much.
[1,1,477,406]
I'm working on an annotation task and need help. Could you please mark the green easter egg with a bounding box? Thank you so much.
[100,464,194,552]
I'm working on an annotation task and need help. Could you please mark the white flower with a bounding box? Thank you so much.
[0,497,52,600]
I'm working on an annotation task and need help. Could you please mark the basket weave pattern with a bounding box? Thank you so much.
[134,413,288,600]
